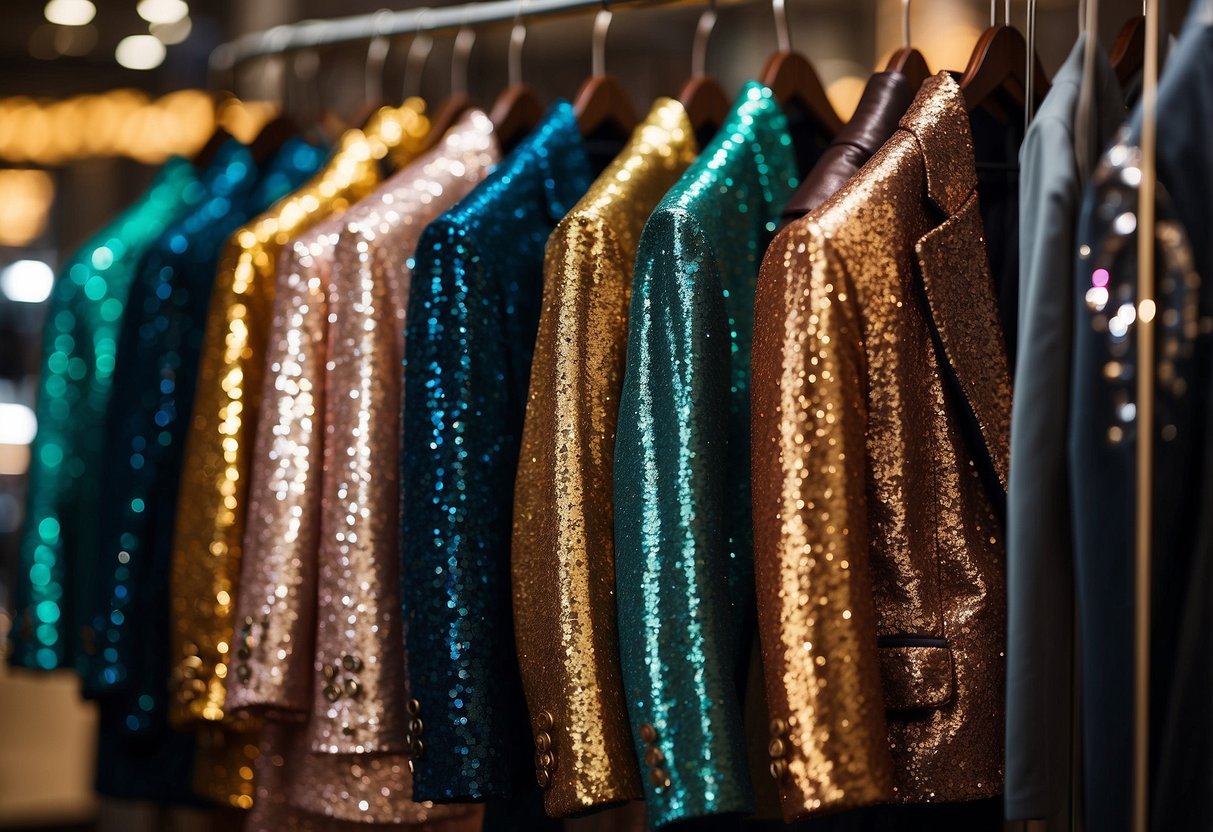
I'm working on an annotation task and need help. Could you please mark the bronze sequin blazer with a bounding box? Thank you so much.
[751,72,1011,819]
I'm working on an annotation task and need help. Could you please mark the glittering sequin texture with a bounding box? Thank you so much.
[400,101,593,802]
[512,98,697,817]
[751,74,1009,820]
[613,83,797,828]
[171,104,429,808]
[10,157,200,674]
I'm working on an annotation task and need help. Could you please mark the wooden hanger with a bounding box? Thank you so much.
[960,24,1050,116]
[574,8,638,140]
[1110,14,1145,88]
[425,24,479,146]
[350,21,396,132]
[490,11,543,152]
[884,0,932,90]
[760,0,843,136]
[679,4,729,140]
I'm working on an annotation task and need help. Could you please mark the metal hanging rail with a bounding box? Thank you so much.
[210,0,719,74]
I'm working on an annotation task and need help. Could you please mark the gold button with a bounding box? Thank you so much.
[537,751,554,770]
[323,684,341,703]
[322,664,337,681]
[535,732,551,752]
[410,739,425,759]
[644,746,665,767]
[639,723,658,742]
[407,698,422,716]
[769,759,788,780]
[536,769,551,788]
[768,738,786,758]
[342,655,362,672]
[649,768,671,789]
[341,724,355,736]
[408,718,423,735]
[537,710,554,730]
[769,718,787,735]
[343,679,362,698]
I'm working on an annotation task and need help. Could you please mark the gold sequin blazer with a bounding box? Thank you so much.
[751,73,1011,820]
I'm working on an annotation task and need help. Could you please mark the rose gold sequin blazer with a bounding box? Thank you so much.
[751,73,1012,820]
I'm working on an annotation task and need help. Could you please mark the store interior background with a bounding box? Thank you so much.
[0,0,1177,828]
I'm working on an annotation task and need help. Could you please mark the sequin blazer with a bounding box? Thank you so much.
[613,83,798,829]
[751,73,1011,820]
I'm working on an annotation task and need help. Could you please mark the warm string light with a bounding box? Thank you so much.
[0,90,277,166]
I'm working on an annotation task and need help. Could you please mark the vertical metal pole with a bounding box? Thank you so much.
[1132,0,1160,828]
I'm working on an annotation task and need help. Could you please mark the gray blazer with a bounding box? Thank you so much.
[1005,34,1124,827]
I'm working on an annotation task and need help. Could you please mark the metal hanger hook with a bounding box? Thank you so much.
[692,0,718,78]
[364,9,393,106]
[508,0,528,87]
[451,17,475,98]
[902,0,911,48]
[773,0,792,53]
[591,5,612,77]
[402,8,433,100]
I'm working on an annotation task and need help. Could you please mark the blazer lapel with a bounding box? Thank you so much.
[902,73,1012,495]
[915,195,1013,494]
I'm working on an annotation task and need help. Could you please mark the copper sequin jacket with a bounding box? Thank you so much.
[751,72,1011,819]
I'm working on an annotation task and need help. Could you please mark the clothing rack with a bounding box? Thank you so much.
[209,0,734,73]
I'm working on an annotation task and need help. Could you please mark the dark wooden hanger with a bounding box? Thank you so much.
[573,8,638,141]
[427,94,474,146]
[679,76,729,140]
[1110,15,1145,88]
[679,5,729,142]
[960,25,1050,117]
[760,51,843,137]
[574,73,637,140]
[885,46,932,90]
[490,84,543,153]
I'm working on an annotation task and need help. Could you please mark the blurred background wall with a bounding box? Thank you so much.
[0,0,1181,828]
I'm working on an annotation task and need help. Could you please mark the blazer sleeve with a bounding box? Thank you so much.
[400,216,525,801]
[169,237,277,727]
[751,223,893,819]
[224,237,326,717]
[613,207,754,828]
[12,257,92,672]
[308,229,409,756]
[512,213,644,816]
[1004,113,1080,821]
[87,255,165,696]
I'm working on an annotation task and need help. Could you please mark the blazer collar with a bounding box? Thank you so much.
[899,73,978,217]
[904,73,1013,496]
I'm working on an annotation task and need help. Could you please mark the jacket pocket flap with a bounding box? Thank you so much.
[878,644,955,711]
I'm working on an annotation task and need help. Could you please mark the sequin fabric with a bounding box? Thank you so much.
[88,141,309,705]
[228,110,497,828]
[511,99,696,818]
[750,73,1010,820]
[613,83,797,829]
[400,101,593,802]
[88,138,324,804]
[169,101,430,735]
[9,156,201,673]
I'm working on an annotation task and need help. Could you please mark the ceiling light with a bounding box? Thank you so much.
[0,260,54,303]
[44,0,95,27]
[0,403,38,446]
[136,0,189,25]
[115,35,166,70]
[150,16,192,45]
